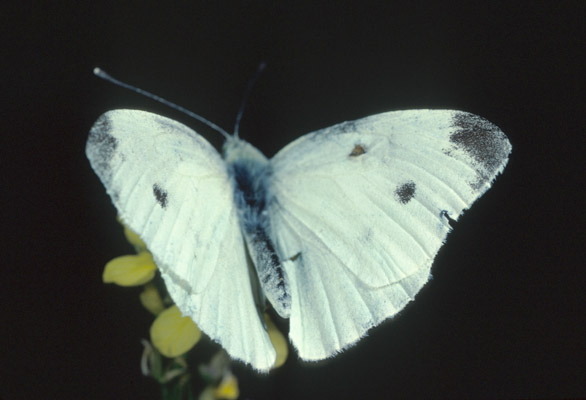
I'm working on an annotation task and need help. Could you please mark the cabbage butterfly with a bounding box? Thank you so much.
[87,70,511,371]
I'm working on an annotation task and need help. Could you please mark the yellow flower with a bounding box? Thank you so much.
[265,314,288,368]
[115,216,147,250]
[103,252,157,286]
[140,283,165,315]
[213,372,239,399]
[151,305,201,357]
[122,223,147,251]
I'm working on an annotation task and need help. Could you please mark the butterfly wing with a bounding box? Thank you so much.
[87,110,275,370]
[268,110,511,360]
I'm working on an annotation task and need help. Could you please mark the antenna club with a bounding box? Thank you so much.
[94,67,115,82]
[93,67,107,78]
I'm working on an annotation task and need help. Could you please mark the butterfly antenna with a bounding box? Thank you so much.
[93,67,231,140]
[233,62,267,139]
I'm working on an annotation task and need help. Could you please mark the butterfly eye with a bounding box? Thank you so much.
[349,144,366,157]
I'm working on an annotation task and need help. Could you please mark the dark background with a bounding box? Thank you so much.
[2,2,584,399]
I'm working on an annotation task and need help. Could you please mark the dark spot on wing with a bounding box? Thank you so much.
[395,180,416,204]
[349,144,366,157]
[440,210,456,228]
[450,112,511,190]
[87,114,118,184]
[153,184,168,209]
[289,252,301,262]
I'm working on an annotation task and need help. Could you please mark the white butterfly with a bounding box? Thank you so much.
[87,101,511,371]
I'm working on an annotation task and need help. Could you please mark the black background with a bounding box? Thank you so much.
[2,2,584,399]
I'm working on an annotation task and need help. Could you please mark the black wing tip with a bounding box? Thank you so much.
[87,114,117,152]
[451,111,511,169]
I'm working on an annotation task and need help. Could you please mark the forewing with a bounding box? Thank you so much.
[268,110,511,360]
[87,110,275,370]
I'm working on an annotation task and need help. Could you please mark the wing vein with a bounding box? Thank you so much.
[394,146,471,206]
[278,209,341,350]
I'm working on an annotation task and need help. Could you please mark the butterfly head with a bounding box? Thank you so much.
[222,137,268,166]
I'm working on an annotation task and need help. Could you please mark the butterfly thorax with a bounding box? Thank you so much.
[223,138,292,319]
